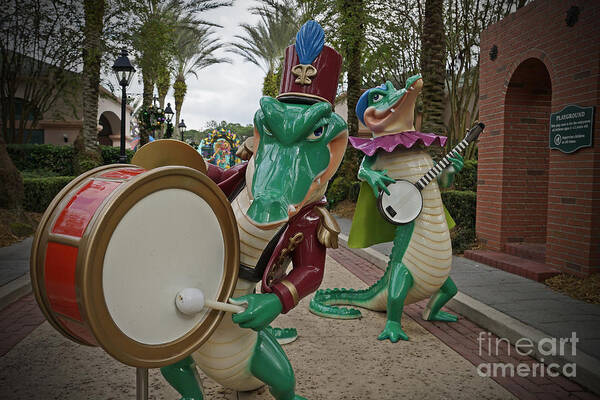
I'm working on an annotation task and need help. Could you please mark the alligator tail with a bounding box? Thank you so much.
[309,223,415,320]
[308,265,391,319]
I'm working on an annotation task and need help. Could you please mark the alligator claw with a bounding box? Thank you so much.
[377,321,409,343]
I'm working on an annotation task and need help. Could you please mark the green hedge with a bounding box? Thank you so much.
[442,190,477,253]
[7,144,134,175]
[348,181,361,202]
[453,160,477,192]
[8,144,75,175]
[326,176,351,208]
[8,144,134,213]
[100,146,135,164]
[23,176,75,212]
[326,177,362,208]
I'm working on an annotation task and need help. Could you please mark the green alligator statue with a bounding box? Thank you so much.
[309,75,465,342]
[161,20,348,399]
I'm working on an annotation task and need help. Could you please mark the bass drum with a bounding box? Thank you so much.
[30,164,239,368]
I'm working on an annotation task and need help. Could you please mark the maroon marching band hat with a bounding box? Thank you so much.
[277,20,342,106]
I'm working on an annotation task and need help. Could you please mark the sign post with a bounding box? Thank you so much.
[549,105,594,153]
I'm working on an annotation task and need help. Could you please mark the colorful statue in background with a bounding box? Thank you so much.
[208,138,232,169]
[160,20,347,399]
[204,128,242,169]
[310,75,479,342]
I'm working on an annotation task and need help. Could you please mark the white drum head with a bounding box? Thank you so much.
[378,180,423,225]
[102,188,223,345]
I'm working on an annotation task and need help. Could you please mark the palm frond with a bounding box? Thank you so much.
[173,25,230,80]
[228,1,298,74]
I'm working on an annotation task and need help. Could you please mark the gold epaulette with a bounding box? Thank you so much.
[315,206,341,249]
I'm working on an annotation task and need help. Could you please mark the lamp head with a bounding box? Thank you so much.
[164,103,174,122]
[178,119,187,133]
[112,49,136,87]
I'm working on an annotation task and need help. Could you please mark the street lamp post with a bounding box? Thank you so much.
[178,119,187,142]
[112,49,136,163]
[164,103,174,138]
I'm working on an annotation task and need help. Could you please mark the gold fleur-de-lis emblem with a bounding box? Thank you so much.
[292,64,317,85]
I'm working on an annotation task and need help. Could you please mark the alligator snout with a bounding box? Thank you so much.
[247,194,290,226]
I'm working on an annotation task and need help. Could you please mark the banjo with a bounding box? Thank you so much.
[378,122,485,225]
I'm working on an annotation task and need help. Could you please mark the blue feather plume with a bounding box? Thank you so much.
[295,20,325,65]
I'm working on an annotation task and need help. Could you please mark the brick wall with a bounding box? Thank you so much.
[478,0,600,276]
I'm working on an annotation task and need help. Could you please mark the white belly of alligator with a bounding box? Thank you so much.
[369,149,452,309]
[192,188,281,391]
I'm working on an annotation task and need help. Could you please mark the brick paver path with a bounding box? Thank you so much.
[328,246,599,400]
[2,248,599,399]
[0,293,45,356]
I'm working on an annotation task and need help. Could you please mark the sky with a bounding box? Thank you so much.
[124,0,265,131]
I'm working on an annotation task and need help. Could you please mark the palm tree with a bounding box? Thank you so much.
[156,62,170,109]
[131,0,231,146]
[230,2,298,96]
[173,27,230,136]
[78,0,106,171]
[420,0,447,158]
[337,0,365,139]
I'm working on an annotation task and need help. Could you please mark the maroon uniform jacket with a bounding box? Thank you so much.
[206,162,329,314]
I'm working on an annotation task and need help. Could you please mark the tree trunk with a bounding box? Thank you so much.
[420,0,446,158]
[338,0,365,139]
[140,71,153,146]
[173,76,187,138]
[262,69,279,97]
[0,133,24,209]
[156,65,170,139]
[157,64,170,109]
[336,0,365,182]
[80,0,105,165]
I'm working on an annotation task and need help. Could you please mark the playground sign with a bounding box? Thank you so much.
[549,105,594,153]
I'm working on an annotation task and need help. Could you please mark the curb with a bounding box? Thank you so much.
[338,233,600,395]
[0,274,32,311]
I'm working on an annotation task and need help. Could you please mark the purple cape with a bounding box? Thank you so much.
[348,131,447,156]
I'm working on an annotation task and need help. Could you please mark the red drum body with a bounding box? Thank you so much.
[30,164,239,367]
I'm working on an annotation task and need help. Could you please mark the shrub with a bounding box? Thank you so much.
[336,146,362,182]
[10,221,34,236]
[348,181,361,203]
[20,169,62,178]
[23,176,75,212]
[7,144,75,175]
[326,176,352,208]
[442,190,477,253]
[75,156,102,175]
[100,146,135,164]
[453,159,477,192]
[7,144,135,175]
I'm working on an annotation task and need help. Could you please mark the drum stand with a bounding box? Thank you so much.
[136,367,148,400]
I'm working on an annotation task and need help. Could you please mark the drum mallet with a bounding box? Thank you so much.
[175,288,245,315]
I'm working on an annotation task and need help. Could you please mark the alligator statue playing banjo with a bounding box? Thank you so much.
[159,21,348,399]
[309,75,484,342]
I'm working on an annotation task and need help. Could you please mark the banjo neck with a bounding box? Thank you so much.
[414,123,484,191]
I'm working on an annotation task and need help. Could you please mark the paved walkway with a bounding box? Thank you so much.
[1,229,599,399]
[2,258,516,399]
[327,247,597,400]
[336,217,600,360]
[0,237,31,287]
